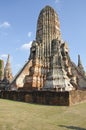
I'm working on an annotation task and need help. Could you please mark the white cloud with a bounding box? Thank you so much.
[55,0,60,3]
[21,41,32,50]
[27,32,32,37]
[0,54,8,59]
[0,21,11,28]
[15,64,22,68]
[0,54,8,64]
[0,54,13,61]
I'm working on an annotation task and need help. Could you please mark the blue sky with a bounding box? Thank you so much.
[0,0,86,76]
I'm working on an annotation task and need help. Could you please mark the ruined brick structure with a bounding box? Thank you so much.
[4,54,13,82]
[10,5,86,91]
[0,54,13,90]
[0,90,86,106]
[0,59,4,81]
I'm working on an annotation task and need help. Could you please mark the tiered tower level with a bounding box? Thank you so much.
[10,6,86,91]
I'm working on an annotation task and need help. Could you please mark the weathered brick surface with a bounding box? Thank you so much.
[0,90,69,105]
[0,91,69,106]
[69,90,86,106]
[0,90,86,106]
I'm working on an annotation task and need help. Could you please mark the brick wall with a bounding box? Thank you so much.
[0,91,69,106]
[0,90,86,106]
[69,90,86,106]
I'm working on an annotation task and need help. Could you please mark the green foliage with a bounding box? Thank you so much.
[0,60,2,69]
[0,70,2,77]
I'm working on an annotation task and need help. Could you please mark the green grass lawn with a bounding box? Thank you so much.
[0,99,86,130]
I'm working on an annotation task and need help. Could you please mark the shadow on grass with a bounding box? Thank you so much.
[59,125,86,130]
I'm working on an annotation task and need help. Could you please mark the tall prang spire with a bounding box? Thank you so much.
[36,5,61,44]
[78,54,85,75]
[78,54,84,69]
[0,59,4,80]
[4,54,13,82]
[35,5,61,63]
[78,54,82,66]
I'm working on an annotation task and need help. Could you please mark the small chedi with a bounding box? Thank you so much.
[10,5,86,91]
[0,55,13,90]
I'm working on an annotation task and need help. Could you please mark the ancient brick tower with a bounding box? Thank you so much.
[4,54,13,82]
[0,55,13,90]
[22,5,85,91]
[0,59,4,80]
[10,5,86,91]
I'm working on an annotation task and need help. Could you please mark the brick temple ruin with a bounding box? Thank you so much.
[0,5,86,105]
[10,5,86,91]
[0,55,13,90]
